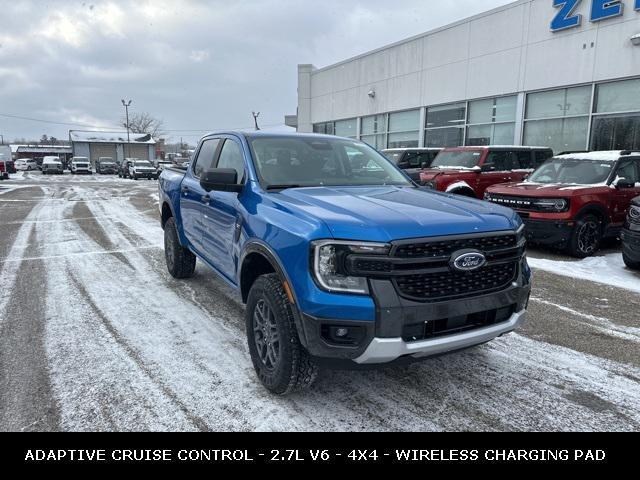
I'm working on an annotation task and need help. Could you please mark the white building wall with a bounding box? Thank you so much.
[299,0,640,131]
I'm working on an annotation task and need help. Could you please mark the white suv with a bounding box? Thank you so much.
[71,157,92,174]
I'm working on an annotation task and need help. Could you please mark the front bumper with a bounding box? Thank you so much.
[355,310,526,364]
[622,228,640,262]
[297,258,531,365]
[521,217,573,246]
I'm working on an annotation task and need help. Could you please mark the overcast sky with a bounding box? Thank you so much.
[0,0,513,143]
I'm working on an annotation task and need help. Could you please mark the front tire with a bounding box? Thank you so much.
[246,274,318,395]
[623,252,640,270]
[568,214,603,258]
[164,217,196,279]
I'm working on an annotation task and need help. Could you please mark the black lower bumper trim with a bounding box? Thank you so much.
[522,218,573,246]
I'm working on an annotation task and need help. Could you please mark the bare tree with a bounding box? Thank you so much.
[121,112,166,139]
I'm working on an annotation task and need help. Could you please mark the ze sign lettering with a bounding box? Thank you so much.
[551,0,639,32]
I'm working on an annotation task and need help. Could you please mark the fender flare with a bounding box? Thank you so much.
[575,202,610,225]
[239,241,310,348]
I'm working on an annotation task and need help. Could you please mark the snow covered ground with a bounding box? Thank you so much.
[0,174,639,432]
[528,253,640,294]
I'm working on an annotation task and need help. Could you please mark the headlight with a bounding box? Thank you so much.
[533,198,569,212]
[629,206,640,223]
[311,241,390,295]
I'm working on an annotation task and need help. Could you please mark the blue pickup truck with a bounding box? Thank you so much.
[159,131,531,395]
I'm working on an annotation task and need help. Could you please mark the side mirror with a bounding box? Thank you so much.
[200,168,243,193]
[421,162,430,169]
[616,179,636,189]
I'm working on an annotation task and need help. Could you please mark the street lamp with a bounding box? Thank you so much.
[121,99,132,159]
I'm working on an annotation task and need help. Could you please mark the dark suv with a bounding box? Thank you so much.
[622,196,640,270]
[420,146,554,198]
[382,148,442,182]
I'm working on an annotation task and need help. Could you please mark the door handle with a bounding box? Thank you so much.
[181,186,190,194]
[201,195,210,204]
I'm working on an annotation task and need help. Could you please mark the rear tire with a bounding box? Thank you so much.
[568,214,603,258]
[246,274,318,395]
[164,217,196,279]
[623,252,640,270]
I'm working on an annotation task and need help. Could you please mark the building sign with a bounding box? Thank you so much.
[551,0,639,32]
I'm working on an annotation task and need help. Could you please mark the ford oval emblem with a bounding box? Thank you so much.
[452,251,486,272]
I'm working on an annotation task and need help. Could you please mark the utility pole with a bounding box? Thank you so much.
[252,112,261,131]
[0,134,4,145]
[121,99,132,159]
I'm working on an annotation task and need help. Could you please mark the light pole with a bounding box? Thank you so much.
[121,99,132,159]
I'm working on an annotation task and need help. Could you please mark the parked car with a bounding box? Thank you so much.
[0,145,12,178]
[96,157,118,174]
[159,132,530,394]
[621,196,640,270]
[419,146,554,198]
[129,159,158,180]
[70,157,92,174]
[382,148,442,182]
[15,158,38,171]
[41,156,64,175]
[485,151,640,258]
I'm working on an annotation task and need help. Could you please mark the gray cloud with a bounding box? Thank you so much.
[0,0,512,143]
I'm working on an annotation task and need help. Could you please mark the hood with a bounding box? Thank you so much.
[487,181,611,197]
[419,168,476,181]
[269,186,519,243]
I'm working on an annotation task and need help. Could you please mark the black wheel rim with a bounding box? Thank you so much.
[253,299,280,371]
[165,231,175,268]
[577,221,599,254]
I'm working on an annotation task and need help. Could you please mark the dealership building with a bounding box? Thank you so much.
[295,0,640,154]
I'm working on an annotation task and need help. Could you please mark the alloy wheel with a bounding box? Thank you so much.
[253,299,280,371]
[577,221,600,255]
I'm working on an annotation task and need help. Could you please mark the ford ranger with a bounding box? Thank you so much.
[158,132,531,395]
[485,151,640,258]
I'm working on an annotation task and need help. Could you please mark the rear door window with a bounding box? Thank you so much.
[516,151,532,169]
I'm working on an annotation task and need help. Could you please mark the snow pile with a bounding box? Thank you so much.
[528,253,640,294]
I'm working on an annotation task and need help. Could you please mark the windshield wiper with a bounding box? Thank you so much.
[265,184,302,191]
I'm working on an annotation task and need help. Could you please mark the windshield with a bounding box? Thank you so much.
[248,136,412,189]
[431,151,482,169]
[135,161,152,167]
[528,159,614,185]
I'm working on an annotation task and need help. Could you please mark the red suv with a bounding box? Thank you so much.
[0,160,8,180]
[485,151,640,258]
[419,146,553,197]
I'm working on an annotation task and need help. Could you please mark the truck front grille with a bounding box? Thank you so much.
[394,262,518,302]
[393,234,517,258]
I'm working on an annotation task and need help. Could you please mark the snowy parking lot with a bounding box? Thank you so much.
[1,172,639,432]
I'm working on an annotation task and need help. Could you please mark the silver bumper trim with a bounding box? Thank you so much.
[354,310,526,364]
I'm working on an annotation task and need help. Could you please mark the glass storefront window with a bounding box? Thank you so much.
[388,131,419,149]
[388,110,420,133]
[426,103,466,128]
[523,117,589,153]
[334,119,357,138]
[361,134,387,150]
[361,114,387,135]
[425,127,464,148]
[595,79,640,114]
[591,114,640,151]
[525,86,591,119]
[466,123,515,146]
[468,96,517,124]
[313,122,334,135]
